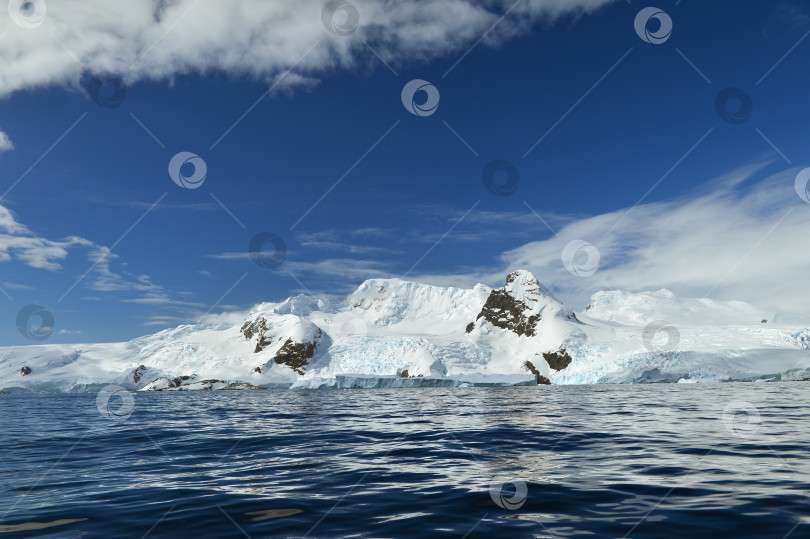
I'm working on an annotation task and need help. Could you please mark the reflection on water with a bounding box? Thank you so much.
[1,383,809,537]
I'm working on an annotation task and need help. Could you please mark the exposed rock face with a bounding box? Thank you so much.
[472,271,545,336]
[221,382,264,390]
[143,375,197,390]
[273,330,321,375]
[132,365,146,383]
[172,375,194,387]
[20,366,31,376]
[142,378,264,391]
[543,350,573,371]
[241,318,271,353]
[524,360,550,385]
[469,270,578,338]
[475,288,540,337]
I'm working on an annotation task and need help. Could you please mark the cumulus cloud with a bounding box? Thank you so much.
[0,0,616,96]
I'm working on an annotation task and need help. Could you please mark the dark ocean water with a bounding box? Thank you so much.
[1,383,809,538]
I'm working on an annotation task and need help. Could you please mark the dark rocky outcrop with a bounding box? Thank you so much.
[20,366,31,376]
[524,360,550,385]
[273,331,321,375]
[474,288,540,337]
[132,365,146,383]
[469,271,579,337]
[221,382,264,390]
[401,369,409,378]
[542,350,573,371]
[254,366,262,374]
[172,375,194,388]
[145,378,265,391]
[194,379,225,390]
[241,318,271,353]
[144,375,198,390]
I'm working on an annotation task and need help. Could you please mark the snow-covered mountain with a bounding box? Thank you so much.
[2,270,809,393]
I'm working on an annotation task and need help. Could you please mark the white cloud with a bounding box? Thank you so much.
[296,230,402,255]
[1,281,35,290]
[0,129,12,152]
[211,162,810,319]
[208,252,252,261]
[0,0,617,97]
[494,164,810,316]
[285,257,391,281]
[0,205,92,270]
[0,203,192,309]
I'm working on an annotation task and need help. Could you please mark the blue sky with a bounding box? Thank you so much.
[1,0,810,344]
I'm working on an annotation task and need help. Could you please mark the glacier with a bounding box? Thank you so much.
[1,270,809,393]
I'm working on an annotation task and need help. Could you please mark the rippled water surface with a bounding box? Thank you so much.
[1,383,809,538]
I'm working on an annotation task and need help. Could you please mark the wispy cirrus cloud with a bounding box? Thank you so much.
[0,203,197,311]
[295,230,402,256]
[0,204,92,270]
[406,163,810,317]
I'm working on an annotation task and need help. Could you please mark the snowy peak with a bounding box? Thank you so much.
[4,269,810,393]
[347,278,490,328]
[468,270,575,337]
[503,270,553,309]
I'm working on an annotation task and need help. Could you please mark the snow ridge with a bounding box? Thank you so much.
[1,270,809,392]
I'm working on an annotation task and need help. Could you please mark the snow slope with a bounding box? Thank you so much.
[1,270,809,392]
